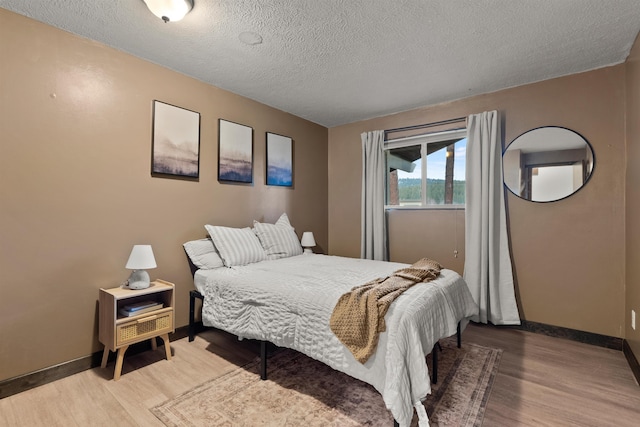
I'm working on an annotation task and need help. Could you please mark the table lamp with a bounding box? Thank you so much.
[301,232,316,254]
[125,245,157,289]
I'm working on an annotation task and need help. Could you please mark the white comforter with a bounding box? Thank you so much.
[196,254,478,427]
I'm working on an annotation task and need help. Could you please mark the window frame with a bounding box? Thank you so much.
[384,128,467,210]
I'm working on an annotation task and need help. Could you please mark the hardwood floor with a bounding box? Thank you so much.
[1,324,639,426]
[464,325,640,426]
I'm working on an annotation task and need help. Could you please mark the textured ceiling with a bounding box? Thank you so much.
[2,0,640,127]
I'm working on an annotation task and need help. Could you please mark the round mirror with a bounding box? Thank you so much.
[503,126,594,202]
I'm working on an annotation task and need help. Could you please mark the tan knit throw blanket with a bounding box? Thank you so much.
[329,258,443,364]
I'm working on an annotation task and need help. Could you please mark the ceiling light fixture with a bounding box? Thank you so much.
[143,0,193,23]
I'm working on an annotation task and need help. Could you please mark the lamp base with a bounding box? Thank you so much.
[127,270,150,290]
[303,248,313,254]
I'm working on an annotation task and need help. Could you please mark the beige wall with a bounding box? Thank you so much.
[2,6,637,382]
[0,9,328,381]
[626,35,640,359]
[329,66,626,338]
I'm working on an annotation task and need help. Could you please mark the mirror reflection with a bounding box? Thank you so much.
[503,126,594,202]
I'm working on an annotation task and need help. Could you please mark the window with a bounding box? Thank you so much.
[385,129,467,208]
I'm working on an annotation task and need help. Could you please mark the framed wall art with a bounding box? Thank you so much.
[266,132,293,187]
[218,119,253,183]
[151,100,201,179]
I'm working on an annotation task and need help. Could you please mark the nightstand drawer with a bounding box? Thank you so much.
[116,308,173,346]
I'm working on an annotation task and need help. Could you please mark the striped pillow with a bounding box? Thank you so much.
[182,238,224,269]
[204,225,267,267]
[253,214,303,259]
[274,212,294,228]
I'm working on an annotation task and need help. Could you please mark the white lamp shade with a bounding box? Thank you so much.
[301,232,316,248]
[126,245,157,270]
[143,0,193,22]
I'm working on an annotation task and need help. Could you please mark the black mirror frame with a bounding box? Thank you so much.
[503,126,595,203]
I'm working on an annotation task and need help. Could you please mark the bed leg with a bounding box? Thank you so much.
[457,321,461,348]
[189,290,203,342]
[189,291,196,342]
[432,343,438,384]
[188,291,196,342]
[260,341,267,380]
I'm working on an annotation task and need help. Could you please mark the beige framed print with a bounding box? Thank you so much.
[151,100,200,179]
[218,119,253,183]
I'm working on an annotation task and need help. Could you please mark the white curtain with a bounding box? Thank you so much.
[464,111,520,325]
[361,130,388,261]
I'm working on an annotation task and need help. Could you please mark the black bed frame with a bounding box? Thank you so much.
[186,254,461,427]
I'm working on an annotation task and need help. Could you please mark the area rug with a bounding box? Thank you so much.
[152,338,501,426]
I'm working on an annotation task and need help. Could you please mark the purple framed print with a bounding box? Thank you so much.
[266,132,293,187]
[218,119,253,183]
[151,100,200,179]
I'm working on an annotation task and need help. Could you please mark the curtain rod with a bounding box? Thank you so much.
[384,116,467,139]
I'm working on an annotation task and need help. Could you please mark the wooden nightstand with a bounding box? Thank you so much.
[98,279,175,380]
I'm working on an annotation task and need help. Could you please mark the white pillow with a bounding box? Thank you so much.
[274,212,294,228]
[205,225,267,267]
[183,238,225,270]
[253,213,303,259]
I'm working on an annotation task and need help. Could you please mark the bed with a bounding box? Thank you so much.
[183,217,478,427]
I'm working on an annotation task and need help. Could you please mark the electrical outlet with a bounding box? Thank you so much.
[633,310,636,331]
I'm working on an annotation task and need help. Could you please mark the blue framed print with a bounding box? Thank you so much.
[266,132,293,187]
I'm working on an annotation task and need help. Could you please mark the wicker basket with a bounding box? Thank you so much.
[116,310,173,346]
